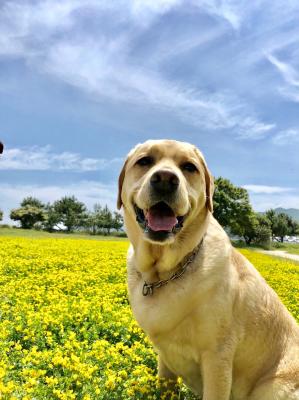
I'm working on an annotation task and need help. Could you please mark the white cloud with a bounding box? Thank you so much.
[0,0,78,57]
[40,39,275,138]
[237,118,276,140]
[131,0,183,26]
[247,192,299,212]
[150,26,226,65]
[243,185,299,212]
[194,0,244,30]
[0,181,117,224]
[272,128,299,145]
[266,53,299,102]
[266,53,299,87]
[243,185,294,194]
[0,146,122,172]
[279,86,299,103]
[0,0,276,140]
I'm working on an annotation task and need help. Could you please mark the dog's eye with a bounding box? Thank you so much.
[136,156,154,167]
[181,162,198,173]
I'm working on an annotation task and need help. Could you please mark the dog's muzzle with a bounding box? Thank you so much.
[150,170,179,196]
[134,202,185,242]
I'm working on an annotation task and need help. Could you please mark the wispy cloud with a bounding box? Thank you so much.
[248,192,299,212]
[42,39,275,137]
[243,184,299,212]
[195,0,245,30]
[279,87,299,103]
[131,0,184,26]
[266,53,299,87]
[272,128,299,145]
[246,191,299,212]
[236,118,275,140]
[0,0,78,57]
[266,53,299,102]
[0,0,276,140]
[151,26,226,65]
[243,184,294,194]
[0,146,122,172]
[0,180,117,223]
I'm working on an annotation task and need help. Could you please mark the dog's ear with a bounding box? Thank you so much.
[117,158,128,210]
[194,147,214,212]
[117,143,142,210]
[0,142,3,154]
[203,163,214,212]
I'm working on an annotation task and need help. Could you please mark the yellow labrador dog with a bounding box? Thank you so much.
[117,139,299,400]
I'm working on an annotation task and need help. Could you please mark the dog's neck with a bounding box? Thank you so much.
[133,209,210,282]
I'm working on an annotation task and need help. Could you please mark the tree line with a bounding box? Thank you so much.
[213,177,299,246]
[6,196,124,235]
[0,177,298,243]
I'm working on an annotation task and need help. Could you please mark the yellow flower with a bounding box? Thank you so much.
[105,375,116,390]
[0,236,297,399]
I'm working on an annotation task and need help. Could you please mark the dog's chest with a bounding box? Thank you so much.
[154,322,204,394]
[129,274,201,335]
[128,280,209,394]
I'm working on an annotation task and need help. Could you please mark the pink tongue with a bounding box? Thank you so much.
[146,210,178,232]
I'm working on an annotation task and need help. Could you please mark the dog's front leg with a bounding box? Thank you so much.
[158,355,178,394]
[201,351,232,400]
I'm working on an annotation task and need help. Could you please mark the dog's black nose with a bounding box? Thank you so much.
[150,170,179,194]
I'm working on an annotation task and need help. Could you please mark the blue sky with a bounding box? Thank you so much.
[0,0,299,223]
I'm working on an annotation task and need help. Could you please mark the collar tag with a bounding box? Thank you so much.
[143,282,154,296]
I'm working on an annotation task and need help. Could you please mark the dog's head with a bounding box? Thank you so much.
[118,140,213,244]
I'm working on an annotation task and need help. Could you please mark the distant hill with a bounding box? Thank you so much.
[273,208,299,222]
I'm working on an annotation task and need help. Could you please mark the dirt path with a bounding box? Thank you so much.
[259,250,299,263]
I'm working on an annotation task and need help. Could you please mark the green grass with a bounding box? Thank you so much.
[271,242,299,255]
[0,227,128,241]
[232,239,299,255]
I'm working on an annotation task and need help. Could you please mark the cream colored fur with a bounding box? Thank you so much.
[118,139,299,400]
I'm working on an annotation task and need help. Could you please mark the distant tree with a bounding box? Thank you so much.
[0,209,3,222]
[98,205,114,235]
[84,205,124,235]
[254,224,272,249]
[264,210,298,242]
[265,209,277,239]
[10,206,46,229]
[21,197,45,209]
[240,212,259,245]
[250,213,271,248]
[84,212,97,235]
[213,177,255,243]
[84,204,103,235]
[10,197,46,229]
[286,214,299,236]
[53,196,87,232]
[111,211,124,232]
[272,213,290,242]
[42,203,61,232]
[256,213,271,228]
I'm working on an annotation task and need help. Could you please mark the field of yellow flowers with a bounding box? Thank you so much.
[0,237,298,400]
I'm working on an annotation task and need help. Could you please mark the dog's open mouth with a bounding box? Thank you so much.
[134,202,185,241]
